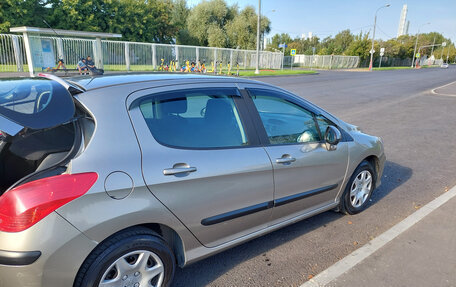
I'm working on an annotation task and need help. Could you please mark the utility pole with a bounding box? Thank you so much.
[446,45,451,63]
[412,22,430,68]
[254,0,261,74]
[282,46,285,70]
[369,4,390,71]
[430,35,436,56]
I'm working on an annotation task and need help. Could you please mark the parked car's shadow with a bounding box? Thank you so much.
[172,160,411,287]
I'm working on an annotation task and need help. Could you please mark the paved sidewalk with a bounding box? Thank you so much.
[327,193,456,287]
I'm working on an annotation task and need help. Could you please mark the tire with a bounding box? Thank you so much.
[74,227,175,287]
[339,160,376,215]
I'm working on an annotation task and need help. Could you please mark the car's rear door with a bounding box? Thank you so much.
[0,77,76,136]
[127,83,274,248]
[238,83,349,224]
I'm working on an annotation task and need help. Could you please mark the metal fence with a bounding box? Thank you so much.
[0,34,28,72]
[0,33,284,73]
[420,56,444,66]
[360,56,444,68]
[360,57,412,68]
[284,55,360,69]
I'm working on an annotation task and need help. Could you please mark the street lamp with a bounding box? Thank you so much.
[255,0,261,74]
[369,4,390,71]
[411,22,430,68]
[262,9,275,51]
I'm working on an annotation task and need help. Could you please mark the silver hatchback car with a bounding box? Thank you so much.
[0,73,385,287]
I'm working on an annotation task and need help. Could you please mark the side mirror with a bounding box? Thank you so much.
[324,126,342,150]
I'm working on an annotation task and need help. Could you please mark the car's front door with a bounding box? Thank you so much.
[127,83,274,247]
[240,86,349,224]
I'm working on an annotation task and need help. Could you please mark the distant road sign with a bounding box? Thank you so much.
[290,49,296,56]
[380,48,385,53]
[370,49,375,54]
[279,43,287,48]
[442,42,447,47]
[416,53,421,58]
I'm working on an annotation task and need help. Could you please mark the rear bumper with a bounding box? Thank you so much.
[0,212,97,287]
[0,250,41,266]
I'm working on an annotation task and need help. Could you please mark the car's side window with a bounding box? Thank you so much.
[315,114,335,138]
[138,88,248,149]
[248,89,321,145]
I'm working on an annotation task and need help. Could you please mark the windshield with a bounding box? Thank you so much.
[0,78,75,132]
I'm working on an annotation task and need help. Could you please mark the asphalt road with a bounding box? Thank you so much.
[173,66,456,287]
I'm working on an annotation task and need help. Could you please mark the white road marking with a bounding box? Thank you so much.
[300,184,456,287]
[430,80,456,97]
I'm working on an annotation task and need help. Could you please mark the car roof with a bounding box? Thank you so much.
[68,73,259,91]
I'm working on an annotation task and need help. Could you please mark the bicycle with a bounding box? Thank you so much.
[158,58,165,71]
[218,61,223,75]
[200,61,207,73]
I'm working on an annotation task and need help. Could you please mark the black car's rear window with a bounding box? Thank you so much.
[0,78,75,130]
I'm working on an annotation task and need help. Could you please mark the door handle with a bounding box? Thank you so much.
[275,155,296,164]
[163,163,197,176]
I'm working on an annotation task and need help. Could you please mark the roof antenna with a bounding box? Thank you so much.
[42,19,104,75]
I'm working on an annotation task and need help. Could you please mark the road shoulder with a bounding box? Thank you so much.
[301,185,456,287]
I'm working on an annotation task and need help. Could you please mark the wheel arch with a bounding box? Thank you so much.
[138,223,186,268]
[363,155,380,188]
[79,223,186,273]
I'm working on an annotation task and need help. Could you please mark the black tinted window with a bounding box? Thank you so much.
[139,88,248,149]
[0,78,74,130]
[249,89,321,145]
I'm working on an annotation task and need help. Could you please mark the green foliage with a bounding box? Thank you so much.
[0,0,47,33]
[44,0,176,43]
[345,32,371,61]
[1,0,454,61]
[184,0,269,49]
[333,30,354,54]
[186,0,232,46]
[225,5,270,49]
[267,33,293,54]
[266,29,455,63]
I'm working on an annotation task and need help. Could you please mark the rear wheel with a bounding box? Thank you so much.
[74,227,175,287]
[340,160,376,215]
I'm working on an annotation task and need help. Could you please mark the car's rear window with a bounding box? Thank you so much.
[0,78,75,130]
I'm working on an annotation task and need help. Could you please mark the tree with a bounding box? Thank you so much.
[225,5,270,49]
[171,0,198,45]
[333,29,354,55]
[0,0,48,33]
[267,33,293,54]
[345,31,371,61]
[186,0,234,46]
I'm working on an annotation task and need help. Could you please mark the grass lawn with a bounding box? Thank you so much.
[373,66,412,70]
[238,69,317,76]
[0,64,29,72]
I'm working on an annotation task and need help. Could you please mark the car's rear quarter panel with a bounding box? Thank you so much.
[56,84,203,265]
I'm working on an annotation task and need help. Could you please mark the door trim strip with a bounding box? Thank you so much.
[201,184,338,226]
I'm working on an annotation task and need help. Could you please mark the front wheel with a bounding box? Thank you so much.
[74,227,175,287]
[339,160,376,215]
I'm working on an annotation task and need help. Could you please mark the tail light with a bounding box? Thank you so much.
[0,173,98,233]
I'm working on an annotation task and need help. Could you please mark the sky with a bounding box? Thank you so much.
[186,0,456,43]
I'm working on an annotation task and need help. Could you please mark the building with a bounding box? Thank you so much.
[397,4,408,37]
